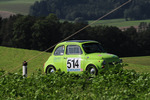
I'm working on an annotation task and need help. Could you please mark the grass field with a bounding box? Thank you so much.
[88,18,150,27]
[122,56,150,73]
[0,46,50,76]
[0,46,150,76]
[0,0,40,15]
[0,46,150,99]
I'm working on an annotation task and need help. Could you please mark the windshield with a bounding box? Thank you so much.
[82,43,104,53]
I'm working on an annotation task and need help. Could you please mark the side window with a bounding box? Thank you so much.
[54,46,65,55]
[66,45,82,55]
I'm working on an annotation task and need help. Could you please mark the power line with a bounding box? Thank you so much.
[27,0,132,62]
[1,0,132,77]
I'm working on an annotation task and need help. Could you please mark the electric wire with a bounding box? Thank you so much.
[1,0,132,77]
[27,0,132,62]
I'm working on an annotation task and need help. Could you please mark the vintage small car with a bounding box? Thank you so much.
[43,40,122,75]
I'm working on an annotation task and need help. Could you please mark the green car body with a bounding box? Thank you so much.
[43,40,122,75]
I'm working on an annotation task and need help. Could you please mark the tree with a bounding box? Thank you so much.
[30,1,48,17]
[12,15,36,49]
[0,15,21,47]
[137,29,150,55]
[29,0,126,20]
[124,0,150,20]
[31,14,61,51]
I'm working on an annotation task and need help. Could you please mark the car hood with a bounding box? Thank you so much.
[86,53,119,62]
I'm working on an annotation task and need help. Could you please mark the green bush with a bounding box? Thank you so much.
[0,66,150,100]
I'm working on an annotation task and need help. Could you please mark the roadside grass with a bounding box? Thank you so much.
[0,0,40,14]
[0,46,150,76]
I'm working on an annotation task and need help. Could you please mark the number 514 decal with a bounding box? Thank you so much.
[67,58,81,71]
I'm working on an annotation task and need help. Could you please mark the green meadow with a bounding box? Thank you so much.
[0,46,50,76]
[122,56,150,73]
[0,46,150,76]
[0,46,150,99]
[0,0,40,14]
[88,18,150,27]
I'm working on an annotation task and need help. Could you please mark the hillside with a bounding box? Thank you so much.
[0,0,40,15]
[0,46,150,76]
[1,0,150,29]
[1,0,150,22]
[30,0,150,21]
[29,0,126,20]
[0,46,50,76]
[0,46,150,99]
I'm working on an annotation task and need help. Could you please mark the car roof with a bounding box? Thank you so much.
[65,40,97,43]
[56,40,99,47]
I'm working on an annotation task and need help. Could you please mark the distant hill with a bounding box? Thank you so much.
[1,0,150,21]
[29,0,126,20]
[30,0,150,20]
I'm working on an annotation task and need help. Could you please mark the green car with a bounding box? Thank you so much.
[43,40,122,75]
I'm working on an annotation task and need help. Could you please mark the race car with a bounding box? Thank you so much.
[43,40,122,75]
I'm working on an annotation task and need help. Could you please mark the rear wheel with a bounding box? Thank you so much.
[46,65,56,74]
[86,64,98,75]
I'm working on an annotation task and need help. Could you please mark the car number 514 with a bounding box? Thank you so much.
[67,58,81,71]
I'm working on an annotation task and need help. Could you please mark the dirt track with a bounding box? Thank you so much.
[0,11,16,18]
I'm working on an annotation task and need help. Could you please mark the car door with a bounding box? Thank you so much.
[63,45,84,73]
[53,45,65,70]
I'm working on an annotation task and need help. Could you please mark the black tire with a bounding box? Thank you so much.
[46,65,56,74]
[86,64,98,75]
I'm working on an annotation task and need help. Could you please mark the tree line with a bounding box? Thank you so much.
[0,14,150,57]
[29,0,150,21]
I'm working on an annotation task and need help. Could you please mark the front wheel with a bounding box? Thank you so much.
[46,65,56,74]
[86,64,98,75]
